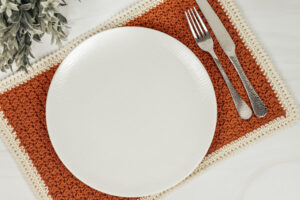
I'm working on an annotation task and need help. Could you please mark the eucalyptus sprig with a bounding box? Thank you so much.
[0,0,69,72]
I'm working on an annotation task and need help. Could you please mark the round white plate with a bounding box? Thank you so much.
[46,27,217,197]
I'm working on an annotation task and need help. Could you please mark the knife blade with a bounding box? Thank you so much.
[196,0,268,117]
[196,0,235,54]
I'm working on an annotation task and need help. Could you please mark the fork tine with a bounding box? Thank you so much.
[187,9,201,38]
[185,11,198,39]
[190,8,204,37]
[193,7,208,34]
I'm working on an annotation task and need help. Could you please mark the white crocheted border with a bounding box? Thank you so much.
[0,0,298,199]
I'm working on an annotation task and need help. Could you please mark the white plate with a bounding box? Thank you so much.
[46,27,217,197]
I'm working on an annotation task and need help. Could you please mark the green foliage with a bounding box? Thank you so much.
[0,0,69,72]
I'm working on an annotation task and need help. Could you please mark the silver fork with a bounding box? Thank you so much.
[185,7,252,119]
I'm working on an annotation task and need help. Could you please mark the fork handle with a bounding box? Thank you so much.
[210,51,252,119]
[228,55,267,118]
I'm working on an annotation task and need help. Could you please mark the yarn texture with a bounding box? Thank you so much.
[0,0,297,199]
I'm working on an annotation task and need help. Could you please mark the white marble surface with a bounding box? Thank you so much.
[0,0,299,199]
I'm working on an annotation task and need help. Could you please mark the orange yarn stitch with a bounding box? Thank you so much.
[0,0,285,199]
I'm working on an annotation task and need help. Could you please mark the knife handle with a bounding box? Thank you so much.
[229,54,268,117]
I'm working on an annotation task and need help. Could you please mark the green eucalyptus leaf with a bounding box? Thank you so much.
[13,39,18,49]
[6,9,12,17]
[55,13,67,24]
[32,34,40,42]
[20,3,32,11]
[25,33,31,45]
[24,12,34,24]
[9,3,19,11]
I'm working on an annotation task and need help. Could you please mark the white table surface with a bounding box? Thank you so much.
[0,0,299,199]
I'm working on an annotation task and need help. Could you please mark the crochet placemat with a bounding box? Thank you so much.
[0,0,297,199]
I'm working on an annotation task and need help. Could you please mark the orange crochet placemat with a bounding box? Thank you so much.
[0,0,297,199]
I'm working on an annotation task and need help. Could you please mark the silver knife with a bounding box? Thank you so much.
[196,0,267,118]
